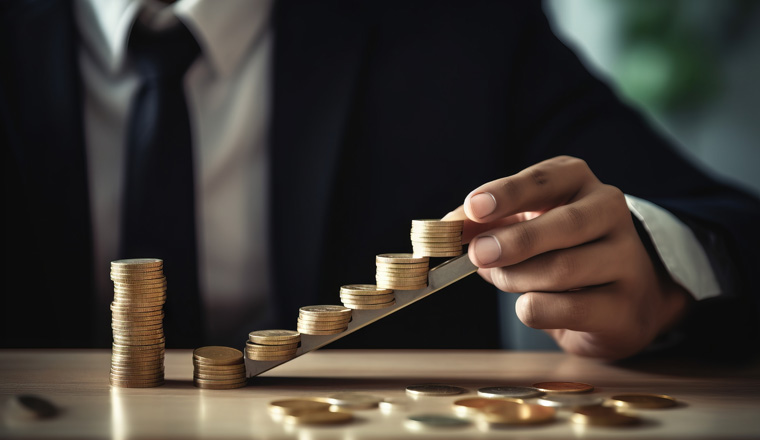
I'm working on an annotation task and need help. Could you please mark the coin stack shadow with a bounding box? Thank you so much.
[193,346,247,389]
[411,219,463,258]
[339,284,395,310]
[375,254,430,290]
[109,258,166,388]
[246,330,301,361]
[297,306,353,335]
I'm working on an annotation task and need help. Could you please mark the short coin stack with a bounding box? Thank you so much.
[193,346,247,389]
[109,258,166,388]
[375,253,429,290]
[297,305,352,335]
[411,219,463,258]
[339,284,395,310]
[246,330,301,361]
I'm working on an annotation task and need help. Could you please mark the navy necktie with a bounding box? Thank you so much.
[121,20,203,348]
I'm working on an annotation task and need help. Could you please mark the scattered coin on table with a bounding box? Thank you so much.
[532,381,594,393]
[570,406,641,426]
[607,393,678,409]
[478,401,556,425]
[406,384,467,397]
[324,392,382,409]
[405,414,471,430]
[477,386,544,399]
[535,394,605,409]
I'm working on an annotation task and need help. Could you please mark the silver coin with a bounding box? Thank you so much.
[478,386,544,399]
[406,384,466,397]
[535,394,604,409]
[325,392,381,409]
[405,414,471,429]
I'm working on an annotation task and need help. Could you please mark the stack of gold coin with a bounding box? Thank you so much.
[109,258,166,388]
[375,254,429,290]
[410,219,463,258]
[246,330,301,361]
[296,305,352,335]
[339,284,395,310]
[192,346,247,389]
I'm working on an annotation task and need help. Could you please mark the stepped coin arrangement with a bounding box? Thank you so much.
[109,258,166,388]
[375,253,429,290]
[246,330,301,361]
[297,305,352,335]
[339,284,395,310]
[193,346,247,389]
[411,219,463,258]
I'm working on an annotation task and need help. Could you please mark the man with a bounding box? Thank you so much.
[2,0,759,359]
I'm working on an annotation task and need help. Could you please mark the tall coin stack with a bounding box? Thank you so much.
[339,284,395,310]
[375,253,429,290]
[193,346,247,389]
[411,219,463,258]
[110,258,166,388]
[297,306,352,335]
[246,330,301,361]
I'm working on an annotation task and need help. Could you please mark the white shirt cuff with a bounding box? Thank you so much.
[625,195,721,301]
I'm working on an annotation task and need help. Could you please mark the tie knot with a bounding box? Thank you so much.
[129,20,201,79]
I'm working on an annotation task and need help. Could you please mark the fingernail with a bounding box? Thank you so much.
[473,235,501,265]
[469,192,497,219]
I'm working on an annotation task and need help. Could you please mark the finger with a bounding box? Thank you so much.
[514,286,623,333]
[464,156,595,223]
[442,205,526,244]
[468,184,628,267]
[484,237,624,293]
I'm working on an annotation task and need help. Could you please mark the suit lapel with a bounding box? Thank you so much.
[269,0,369,323]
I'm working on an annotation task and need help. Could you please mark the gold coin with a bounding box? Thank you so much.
[111,277,167,285]
[343,300,396,310]
[411,219,463,229]
[194,365,246,374]
[113,285,167,294]
[111,349,165,358]
[110,371,164,380]
[112,341,164,350]
[194,381,247,390]
[243,347,296,357]
[111,258,163,269]
[570,406,640,426]
[110,378,164,388]
[283,410,353,425]
[479,402,556,425]
[296,327,345,335]
[452,397,525,416]
[248,329,301,345]
[110,271,165,281]
[532,381,594,393]
[111,308,164,317]
[535,395,604,409]
[339,293,395,303]
[110,363,164,371]
[268,399,332,415]
[607,394,677,409]
[112,296,167,305]
[193,372,246,380]
[375,254,429,264]
[374,270,429,278]
[247,354,296,361]
[410,231,462,238]
[246,341,299,351]
[406,384,466,396]
[296,320,348,330]
[296,312,351,322]
[298,305,352,317]
[374,266,429,274]
[194,377,248,386]
[323,392,381,409]
[193,346,243,365]
[110,303,163,312]
[339,284,393,295]
[112,328,164,337]
[411,240,462,247]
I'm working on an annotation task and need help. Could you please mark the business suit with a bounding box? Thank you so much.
[2,1,759,356]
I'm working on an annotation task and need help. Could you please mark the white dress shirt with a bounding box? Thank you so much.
[74,0,720,346]
[76,0,274,343]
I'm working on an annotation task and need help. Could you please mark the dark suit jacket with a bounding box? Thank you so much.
[2,0,759,358]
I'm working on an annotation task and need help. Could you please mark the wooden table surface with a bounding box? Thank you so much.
[1,349,759,439]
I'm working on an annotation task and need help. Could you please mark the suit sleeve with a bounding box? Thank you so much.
[507,3,760,359]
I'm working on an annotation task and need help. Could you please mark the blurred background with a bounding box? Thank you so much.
[502,0,760,350]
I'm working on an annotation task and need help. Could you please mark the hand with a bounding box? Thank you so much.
[443,156,690,360]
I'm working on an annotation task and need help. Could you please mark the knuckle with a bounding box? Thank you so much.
[562,204,589,233]
[549,252,576,284]
[491,269,521,293]
[529,168,549,186]
[602,185,629,219]
[507,224,538,261]
[496,178,522,201]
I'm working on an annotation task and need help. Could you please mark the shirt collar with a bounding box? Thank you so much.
[76,0,273,77]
